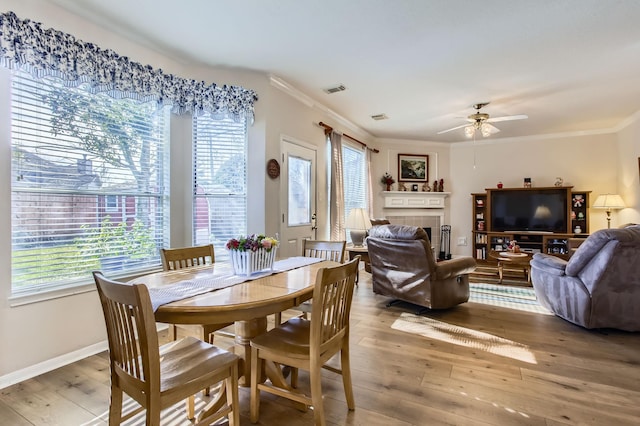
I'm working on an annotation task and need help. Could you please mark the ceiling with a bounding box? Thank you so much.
[46,0,640,143]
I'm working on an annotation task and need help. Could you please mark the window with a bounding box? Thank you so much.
[342,143,367,220]
[193,114,248,261]
[11,71,170,295]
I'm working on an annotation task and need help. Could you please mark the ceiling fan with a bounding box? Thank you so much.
[437,102,528,138]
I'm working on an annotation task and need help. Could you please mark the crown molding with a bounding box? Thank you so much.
[269,74,373,139]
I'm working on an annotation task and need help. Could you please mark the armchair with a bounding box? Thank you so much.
[367,224,476,310]
[530,225,640,331]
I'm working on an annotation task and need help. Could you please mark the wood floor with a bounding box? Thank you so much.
[2,270,639,425]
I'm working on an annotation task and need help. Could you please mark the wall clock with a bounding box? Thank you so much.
[267,159,280,179]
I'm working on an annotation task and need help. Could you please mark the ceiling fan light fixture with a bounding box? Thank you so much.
[464,125,475,138]
[480,123,492,137]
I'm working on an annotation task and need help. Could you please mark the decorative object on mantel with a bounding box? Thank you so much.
[497,181,503,189]
[226,234,279,276]
[524,177,532,188]
[266,159,280,179]
[438,179,444,192]
[411,184,419,192]
[381,172,395,191]
[398,182,407,191]
[432,180,438,192]
[554,177,563,187]
[422,182,431,192]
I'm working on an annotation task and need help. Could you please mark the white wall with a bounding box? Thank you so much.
[615,115,640,225]
[449,132,620,257]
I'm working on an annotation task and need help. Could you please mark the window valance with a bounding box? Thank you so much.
[0,11,258,122]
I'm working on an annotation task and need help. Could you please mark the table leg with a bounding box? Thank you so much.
[498,261,504,283]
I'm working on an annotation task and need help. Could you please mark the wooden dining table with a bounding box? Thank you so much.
[129,258,337,419]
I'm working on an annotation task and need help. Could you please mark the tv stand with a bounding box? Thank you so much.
[471,188,591,283]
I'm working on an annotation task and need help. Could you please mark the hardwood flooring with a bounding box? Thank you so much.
[2,270,639,425]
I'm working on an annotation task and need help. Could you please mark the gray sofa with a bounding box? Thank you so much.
[367,224,476,310]
[530,225,640,331]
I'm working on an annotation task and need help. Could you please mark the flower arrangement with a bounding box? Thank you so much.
[226,234,278,252]
[380,172,395,186]
[227,234,279,276]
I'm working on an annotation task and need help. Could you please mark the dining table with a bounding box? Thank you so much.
[129,256,338,420]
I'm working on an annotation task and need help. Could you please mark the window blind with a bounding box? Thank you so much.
[11,72,170,294]
[193,114,248,261]
[343,143,367,218]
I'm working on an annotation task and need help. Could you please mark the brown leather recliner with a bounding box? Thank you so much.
[367,224,477,310]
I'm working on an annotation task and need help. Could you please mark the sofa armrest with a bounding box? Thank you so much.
[530,253,568,276]
[434,257,476,280]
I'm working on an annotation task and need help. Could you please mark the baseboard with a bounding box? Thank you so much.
[0,340,108,390]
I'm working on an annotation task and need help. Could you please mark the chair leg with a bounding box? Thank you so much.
[340,344,355,410]
[309,365,325,426]
[109,384,123,425]
[186,395,195,420]
[290,366,299,389]
[250,347,261,423]
[227,364,240,426]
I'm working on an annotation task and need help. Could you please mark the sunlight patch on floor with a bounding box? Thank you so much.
[391,312,538,364]
[470,283,553,315]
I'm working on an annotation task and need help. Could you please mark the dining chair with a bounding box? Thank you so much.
[160,244,234,343]
[274,240,346,325]
[93,271,240,426]
[250,256,359,426]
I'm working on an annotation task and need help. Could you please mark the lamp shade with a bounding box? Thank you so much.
[346,208,372,247]
[345,208,372,230]
[592,194,625,210]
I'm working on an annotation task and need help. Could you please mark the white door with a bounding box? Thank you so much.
[279,138,317,258]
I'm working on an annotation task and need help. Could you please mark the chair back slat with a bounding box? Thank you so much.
[303,240,346,263]
[310,257,359,353]
[160,244,215,271]
[93,272,160,391]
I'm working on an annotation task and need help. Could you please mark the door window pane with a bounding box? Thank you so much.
[288,156,311,226]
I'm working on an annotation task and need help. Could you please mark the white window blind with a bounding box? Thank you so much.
[11,72,170,295]
[343,143,367,218]
[193,114,247,261]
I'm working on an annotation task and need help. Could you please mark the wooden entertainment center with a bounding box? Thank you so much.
[472,187,591,265]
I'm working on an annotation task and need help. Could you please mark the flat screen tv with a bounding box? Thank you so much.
[490,188,569,233]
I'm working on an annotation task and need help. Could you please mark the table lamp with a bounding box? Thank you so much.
[345,208,372,247]
[592,194,625,229]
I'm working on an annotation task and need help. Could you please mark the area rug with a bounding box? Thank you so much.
[469,282,551,314]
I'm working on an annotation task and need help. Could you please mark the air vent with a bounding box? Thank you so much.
[323,84,346,94]
[371,113,388,121]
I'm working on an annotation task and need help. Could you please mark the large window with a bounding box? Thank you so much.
[11,72,170,295]
[343,143,367,219]
[193,114,248,261]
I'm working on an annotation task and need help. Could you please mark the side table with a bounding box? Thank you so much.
[346,245,370,284]
[488,250,533,284]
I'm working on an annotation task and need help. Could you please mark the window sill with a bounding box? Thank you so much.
[9,266,163,307]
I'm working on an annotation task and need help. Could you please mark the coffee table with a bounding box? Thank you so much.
[489,250,533,284]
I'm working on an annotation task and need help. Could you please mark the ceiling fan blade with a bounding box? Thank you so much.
[437,123,470,134]
[486,114,528,123]
[484,123,500,134]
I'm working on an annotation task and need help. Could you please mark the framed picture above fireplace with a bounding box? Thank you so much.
[398,153,428,182]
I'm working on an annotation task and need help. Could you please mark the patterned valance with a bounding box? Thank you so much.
[0,11,257,121]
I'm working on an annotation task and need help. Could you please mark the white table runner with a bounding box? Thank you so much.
[148,256,323,311]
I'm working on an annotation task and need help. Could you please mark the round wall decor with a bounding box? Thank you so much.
[267,158,280,179]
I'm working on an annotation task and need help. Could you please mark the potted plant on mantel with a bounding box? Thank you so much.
[381,173,395,191]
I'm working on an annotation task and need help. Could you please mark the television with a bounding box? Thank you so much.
[490,188,569,233]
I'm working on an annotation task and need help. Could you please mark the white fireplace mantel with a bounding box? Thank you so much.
[382,191,450,209]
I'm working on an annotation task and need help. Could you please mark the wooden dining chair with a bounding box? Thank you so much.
[274,240,346,325]
[160,244,233,343]
[250,256,359,426]
[93,272,240,426]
